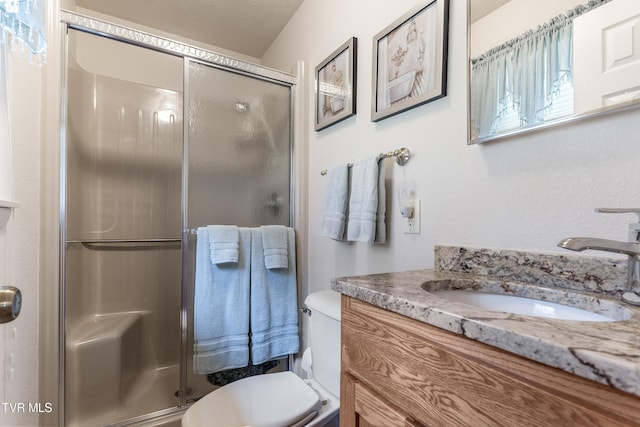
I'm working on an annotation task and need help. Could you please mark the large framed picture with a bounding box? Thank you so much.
[371,0,449,122]
[315,37,357,131]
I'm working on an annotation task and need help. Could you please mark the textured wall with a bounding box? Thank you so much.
[0,48,41,427]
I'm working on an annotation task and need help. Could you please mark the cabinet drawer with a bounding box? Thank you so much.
[341,296,640,426]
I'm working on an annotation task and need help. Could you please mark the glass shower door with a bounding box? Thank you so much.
[64,29,184,427]
[184,59,292,400]
[61,17,296,427]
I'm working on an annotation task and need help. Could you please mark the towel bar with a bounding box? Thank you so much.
[320,147,411,175]
[67,238,181,244]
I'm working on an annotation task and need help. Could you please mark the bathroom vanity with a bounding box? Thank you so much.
[333,246,640,426]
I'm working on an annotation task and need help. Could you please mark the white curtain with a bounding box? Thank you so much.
[470,0,611,139]
[0,0,47,61]
[0,43,12,203]
[0,0,46,205]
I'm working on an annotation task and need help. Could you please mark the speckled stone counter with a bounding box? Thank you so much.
[435,245,628,295]
[331,246,640,398]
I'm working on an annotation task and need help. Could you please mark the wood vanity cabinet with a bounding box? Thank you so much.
[340,295,640,427]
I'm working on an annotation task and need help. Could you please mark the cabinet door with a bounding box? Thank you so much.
[341,296,640,427]
[354,381,423,427]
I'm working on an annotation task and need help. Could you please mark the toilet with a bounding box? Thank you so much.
[182,290,341,427]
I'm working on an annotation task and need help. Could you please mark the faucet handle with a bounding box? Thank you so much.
[595,208,640,221]
[596,208,640,243]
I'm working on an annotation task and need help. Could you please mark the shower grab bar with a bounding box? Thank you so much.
[67,238,182,244]
[320,147,411,175]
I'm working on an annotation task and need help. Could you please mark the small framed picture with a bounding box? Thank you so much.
[371,0,449,122]
[315,37,357,131]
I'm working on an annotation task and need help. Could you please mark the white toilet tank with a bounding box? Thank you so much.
[304,290,341,399]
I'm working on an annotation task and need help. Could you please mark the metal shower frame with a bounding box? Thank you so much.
[58,10,298,426]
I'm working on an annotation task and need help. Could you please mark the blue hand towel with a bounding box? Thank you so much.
[321,164,349,241]
[261,225,289,270]
[375,158,386,243]
[250,227,299,365]
[347,157,381,243]
[207,225,239,264]
[194,227,251,375]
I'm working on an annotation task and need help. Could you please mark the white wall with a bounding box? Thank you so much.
[262,0,640,296]
[0,49,41,427]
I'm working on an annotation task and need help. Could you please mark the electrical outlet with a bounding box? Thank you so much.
[404,199,420,234]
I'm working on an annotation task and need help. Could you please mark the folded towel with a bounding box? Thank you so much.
[347,156,380,243]
[207,225,239,264]
[194,227,251,375]
[261,225,289,269]
[250,227,299,365]
[320,164,349,241]
[375,158,386,243]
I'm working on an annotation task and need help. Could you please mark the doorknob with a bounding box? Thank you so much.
[0,286,21,323]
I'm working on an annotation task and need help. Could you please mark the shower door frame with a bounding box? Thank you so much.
[59,10,298,426]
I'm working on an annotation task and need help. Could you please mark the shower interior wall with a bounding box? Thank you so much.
[63,27,294,427]
[64,30,192,427]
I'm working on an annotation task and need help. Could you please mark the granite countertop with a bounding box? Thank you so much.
[332,266,640,398]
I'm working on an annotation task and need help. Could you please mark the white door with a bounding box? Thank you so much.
[573,0,640,115]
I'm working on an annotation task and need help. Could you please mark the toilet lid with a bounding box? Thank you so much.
[182,371,322,427]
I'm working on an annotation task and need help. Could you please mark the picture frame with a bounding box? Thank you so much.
[371,0,449,122]
[314,37,357,131]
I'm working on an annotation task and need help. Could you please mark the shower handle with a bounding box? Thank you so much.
[267,192,282,217]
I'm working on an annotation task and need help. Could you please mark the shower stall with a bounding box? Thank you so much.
[60,12,296,427]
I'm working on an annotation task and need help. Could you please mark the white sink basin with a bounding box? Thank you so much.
[433,290,616,322]
[422,279,631,322]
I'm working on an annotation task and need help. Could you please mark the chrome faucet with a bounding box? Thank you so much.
[558,208,640,306]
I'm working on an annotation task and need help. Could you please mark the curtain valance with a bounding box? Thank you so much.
[0,0,46,62]
[470,0,612,139]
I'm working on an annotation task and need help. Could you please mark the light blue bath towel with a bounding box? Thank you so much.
[320,164,349,241]
[194,227,251,375]
[250,227,299,364]
[261,225,289,270]
[347,156,383,243]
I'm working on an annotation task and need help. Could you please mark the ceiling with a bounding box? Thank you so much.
[75,0,305,58]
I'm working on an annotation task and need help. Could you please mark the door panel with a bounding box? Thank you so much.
[573,0,640,114]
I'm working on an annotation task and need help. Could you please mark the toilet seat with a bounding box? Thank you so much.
[182,371,322,427]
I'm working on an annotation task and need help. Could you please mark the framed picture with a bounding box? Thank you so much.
[371,0,449,122]
[315,37,357,131]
